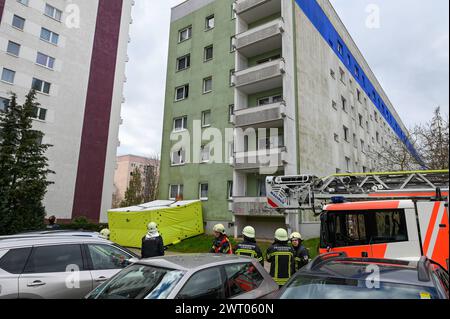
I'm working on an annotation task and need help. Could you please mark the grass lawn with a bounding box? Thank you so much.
[168,234,321,259]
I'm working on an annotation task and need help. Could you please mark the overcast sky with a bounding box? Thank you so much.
[117,0,449,157]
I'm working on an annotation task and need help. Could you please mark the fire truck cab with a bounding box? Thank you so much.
[266,171,449,270]
[320,198,449,270]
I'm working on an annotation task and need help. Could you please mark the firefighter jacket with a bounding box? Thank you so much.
[293,245,310,271]
[210,234,233,254]
[141,235,165,258]
[266,241,295,286]
[235,238,264,266]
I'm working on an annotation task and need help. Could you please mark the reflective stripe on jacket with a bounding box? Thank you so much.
[266,242,295,286]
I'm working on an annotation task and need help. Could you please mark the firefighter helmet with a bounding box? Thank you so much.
[290,232,302,241]
[213,224,226,234]
[100,228,110,238]
[147,222,158,232]
[242,226,256,239]
[275,228,288,241]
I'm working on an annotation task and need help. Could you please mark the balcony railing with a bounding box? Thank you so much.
[233,59,285,95]
[234,101,286,128]
[234,18,284,57]
[234,147,287,171]
[232,197,283,217]
[235,0,282,25]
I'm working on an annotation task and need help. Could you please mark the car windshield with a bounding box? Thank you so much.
[87,264,185,299]
[280,275,440,299]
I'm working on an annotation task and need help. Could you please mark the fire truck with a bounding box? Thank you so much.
[266,170,449,270]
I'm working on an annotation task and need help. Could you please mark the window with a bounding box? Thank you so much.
[178,26,192,42]
[32,78,51,94]
[256,54,281,64]
[337,40,343,55]
[204,45,213,61]
[357,89,362,103]
[0,97,9,112]
[45,4,62,21]
[7,41,21,56]
[361,139,365,152]
[87,244,132,270]
[376,131,380,143]
[339,68,345,83]
[175,84,189,101]
[227,181,233,200]
[203,77,213,93]
[177,267,225,299]
[358,114,363,127]
[205,15,215,30]
[257,94,283,106]
[173,116,187,132]
[40,27,59,45]
[231,4,236,19]
[31,107,47,121]
[345,156,351,172]
[354,65,360,78]
[12,15,25,30]
[200,145,210,162]
[229,69,235,86]
[199,183,209,200]
[224,263,264,298]
[1,68,15,83]
[341,96,347,112]
[36,52,55,69]
[17,0,29,5]
[202,110,211,127]
[334,133,339,143]
[0,247,32,274]
[343,126,349,142]
[228,104,234,123]
[169,184,183,200]
[176,54,190,71]
[332,100,337,110]
[171,149,186,165]
[23,245,83,273]
[330,69,335,79]
[353,133,357,148]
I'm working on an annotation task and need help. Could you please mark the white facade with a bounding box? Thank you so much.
[0,0,133,222]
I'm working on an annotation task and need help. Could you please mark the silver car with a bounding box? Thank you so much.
[86,254,279,299]
[0,236,138,299]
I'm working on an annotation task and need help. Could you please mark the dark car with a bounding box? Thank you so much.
[268,252,449,299]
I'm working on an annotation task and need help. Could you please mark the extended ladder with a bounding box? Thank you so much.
[266,170,449,211]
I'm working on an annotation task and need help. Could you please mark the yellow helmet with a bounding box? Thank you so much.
[147,222,158,232]
[290,232,302,241]
[274,228,288,241]
[242,226,256,239]
[213,224,226,234]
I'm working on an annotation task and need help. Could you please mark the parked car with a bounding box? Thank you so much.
[3,230,107,239]
[0,236,138,299]
[268,252,449,299]
[86,254,279,299]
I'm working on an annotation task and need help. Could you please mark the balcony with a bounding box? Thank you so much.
[233,59,285,95]
[234,147,287,172]
[232,197,283,217]
[235,0,282,25]
[234,18,284,57]
[234,101,286,128]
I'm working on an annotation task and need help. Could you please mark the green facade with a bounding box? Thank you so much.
[159,0,236,223]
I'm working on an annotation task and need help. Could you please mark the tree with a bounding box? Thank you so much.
[414,107,449,170]
[0,91,54,235]
[143,155,160,203]
[120,167,144,207]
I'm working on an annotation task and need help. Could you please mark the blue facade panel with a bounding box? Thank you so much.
[295,0,423,165]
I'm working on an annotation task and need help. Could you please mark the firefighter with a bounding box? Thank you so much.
[290,232,310,271]
[210,224,233,255]
[234,226,264,266]
[141,222,165,258]
[266,228,295,287]
[100,228,111,240]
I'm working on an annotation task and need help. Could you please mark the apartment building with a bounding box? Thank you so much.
[0,0,134,223]
[113,154,160,205]
[160,0,422,239]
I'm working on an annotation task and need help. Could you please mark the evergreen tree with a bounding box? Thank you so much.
[120,167,144,207]
[0,91,53,235]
